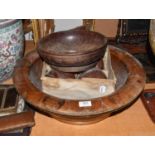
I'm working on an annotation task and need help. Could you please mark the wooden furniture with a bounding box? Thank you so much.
[140,19,155,123]
[0,84,35,135]
[0,110,34,135]
[116,19,150,44]
[141,89,155,123]
[83,19,95,31]
[23,19,94,45]
[23,19,54,45]
[109,19,150,54]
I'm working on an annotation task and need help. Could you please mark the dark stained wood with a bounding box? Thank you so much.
[24,40,35,54]
[45,59,105,79]
[47,69,75,79]
[13,45,146,124]
[108,38,147,54]
[0,84,35,134]
[0,111,34,133]
[37,29,107,72]
[141,89,155,123]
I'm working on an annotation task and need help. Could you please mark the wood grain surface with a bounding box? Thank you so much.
[2,41,155,135]
[30,84,155,136]
[13,45,145,125]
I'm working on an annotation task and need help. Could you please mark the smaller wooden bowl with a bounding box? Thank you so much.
[37,28,107,72]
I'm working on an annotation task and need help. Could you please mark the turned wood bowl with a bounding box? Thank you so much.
[13,46,146,125]
[37,29,107,72]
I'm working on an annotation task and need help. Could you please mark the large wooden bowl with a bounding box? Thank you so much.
[13,46,146,125]
[37,29,107,72]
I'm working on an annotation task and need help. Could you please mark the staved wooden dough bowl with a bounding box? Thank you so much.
[13,46,146,125]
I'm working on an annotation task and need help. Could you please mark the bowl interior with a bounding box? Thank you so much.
[29,52,128,100]
[38,30,107,55]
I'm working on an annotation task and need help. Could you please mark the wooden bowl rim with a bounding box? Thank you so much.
[37,30,108,55]
[13,45,146,117]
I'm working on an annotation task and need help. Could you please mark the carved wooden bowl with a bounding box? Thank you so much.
[37,29,107,72]
[13,46,146,125]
